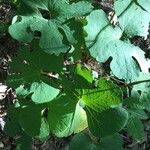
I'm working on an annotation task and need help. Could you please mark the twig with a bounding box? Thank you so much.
[110,76,150,87]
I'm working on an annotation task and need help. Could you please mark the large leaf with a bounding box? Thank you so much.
[82,79,122,111]
[47,94,87,137]
[7,46,61,103]
[114,0,150,38]
[81,78,128,137]
[84,10,149,81]
[9,0,93,55]
[85,106,128,137]
[69,132,123,150]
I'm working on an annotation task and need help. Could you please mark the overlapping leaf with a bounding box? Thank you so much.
[5,102,49,138]
[114,0,150,38]
[84,10,149,81]
[81,78,128,137]
[9,0,93,55]
[69,132,123,150]
[7,46,62,103]
[47,94,87,137]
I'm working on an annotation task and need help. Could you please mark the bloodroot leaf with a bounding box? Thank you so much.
[84,10,149,81]
[9,0,93,55]
[81,78,128,137]
[7,46,61,103]
[114,0,150,38]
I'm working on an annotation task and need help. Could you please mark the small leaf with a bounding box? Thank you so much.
[127,116,144,140]
[75,64,93,83]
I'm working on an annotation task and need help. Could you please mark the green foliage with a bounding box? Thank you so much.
[84,9,149,81]
[9,0,93,55]
[15,132,32,150]
[4,0,150,149]
[69,132,123,150]
[47,94,87,137]
[124,96,148,140]
[81,79,128,137]
[114,0,150,38]
[7,45,61,103]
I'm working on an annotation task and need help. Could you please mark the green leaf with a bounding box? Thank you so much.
[127,109,148,120]
[4,106,22,137]
[47,94,87,137]
[82,78,122,111]
[16,132,32,150]
[125,94,148,140]
[81,78,128,137]
[9,0,93,55]
[18,104,43,136]
[124,96,145,110]
[17,82,60,104]
[137,0,150,12]
[114,0,150,38]
[86,106,128,137]
[132,73,150,110]
[75,63,93,83]
[84,10,148,81]
[127,116,144,140]
[67,19,87,61]
[38,118,50,140]
[69,132,123,150]
[7,46,61,103]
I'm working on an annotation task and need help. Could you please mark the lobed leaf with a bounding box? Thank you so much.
[7,46,61,103]
[81,78,128,137]
[114,0,150,38]
[84,10,149,81]
[9,0,93,55]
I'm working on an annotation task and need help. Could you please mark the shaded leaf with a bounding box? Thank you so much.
[70,132,123,150]
[81,78,128,137]
[47,94,87,137]
[7,46,61,103]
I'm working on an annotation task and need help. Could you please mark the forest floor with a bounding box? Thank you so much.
[0,0,150,149]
